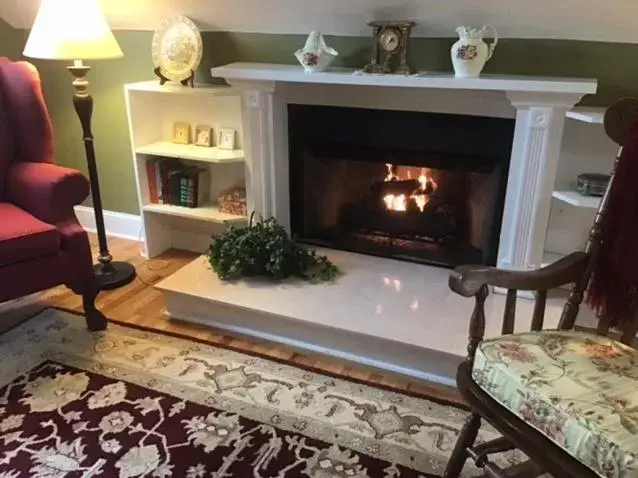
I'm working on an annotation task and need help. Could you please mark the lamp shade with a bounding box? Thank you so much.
[24,0,123,60]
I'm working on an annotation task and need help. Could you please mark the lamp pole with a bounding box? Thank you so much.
[68,60,136,290]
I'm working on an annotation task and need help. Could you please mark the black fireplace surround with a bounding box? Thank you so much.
[288,105,515,268]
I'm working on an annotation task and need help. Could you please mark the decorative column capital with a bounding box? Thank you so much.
[506,91,585,109]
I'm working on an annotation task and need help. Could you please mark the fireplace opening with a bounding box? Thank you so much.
[289,105,515,268]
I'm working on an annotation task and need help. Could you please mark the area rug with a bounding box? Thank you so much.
[0,309,503,477]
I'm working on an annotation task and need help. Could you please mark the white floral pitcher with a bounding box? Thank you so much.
[451,25,498,78]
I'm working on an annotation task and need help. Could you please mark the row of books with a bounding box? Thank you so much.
[145,159,209,208]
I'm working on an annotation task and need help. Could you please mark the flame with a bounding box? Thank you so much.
[382,165,436,213]
[384,163,397,181]
[383,194,407,211]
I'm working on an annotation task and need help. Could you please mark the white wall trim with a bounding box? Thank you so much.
[74,206,142,242]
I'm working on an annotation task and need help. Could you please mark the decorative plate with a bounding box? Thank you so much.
[152,16,203,82]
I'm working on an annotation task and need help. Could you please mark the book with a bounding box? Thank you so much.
[179,175,189,207]
[168,169,184,205]
[181,167,209,208]
[158,159,185,206]
[155,161,163,203]
[145,159,158,204]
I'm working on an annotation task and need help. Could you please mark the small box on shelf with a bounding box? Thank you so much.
[218,186,247,216]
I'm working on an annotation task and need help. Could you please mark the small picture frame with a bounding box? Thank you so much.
[194,125,213,147]
[219,128,236,150]
[172,122,191,145]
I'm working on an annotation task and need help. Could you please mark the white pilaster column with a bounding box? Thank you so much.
[228,80,290,229]
[499,92,585,271]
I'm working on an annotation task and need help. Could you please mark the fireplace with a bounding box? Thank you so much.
[289,105,515,268]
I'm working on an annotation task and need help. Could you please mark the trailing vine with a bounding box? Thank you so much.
[206,213,339,283]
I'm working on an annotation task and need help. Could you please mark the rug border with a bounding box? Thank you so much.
[30,306,467,410]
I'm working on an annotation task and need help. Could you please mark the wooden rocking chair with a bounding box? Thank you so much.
[443,98,638,478]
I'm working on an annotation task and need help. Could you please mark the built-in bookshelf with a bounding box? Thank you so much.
[542,107,611,269]
[125,81,248,258]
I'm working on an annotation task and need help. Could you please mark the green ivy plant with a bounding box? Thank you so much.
[206,213,339,283]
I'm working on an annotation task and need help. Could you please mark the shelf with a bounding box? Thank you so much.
[143,203,247,224]
[552,190,601,209]
[566,107,605,124]
[125,81,239,97]
[136,141,244,164]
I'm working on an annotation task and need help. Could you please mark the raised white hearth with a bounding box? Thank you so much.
[159,249,571,385]
[156,63,598,384]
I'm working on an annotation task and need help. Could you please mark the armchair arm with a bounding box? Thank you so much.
[6,162,90,224]
[451,252,590,363]
[449,252,589,297]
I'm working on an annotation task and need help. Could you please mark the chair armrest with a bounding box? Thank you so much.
[449,252,589,297]
[6,162,90,224]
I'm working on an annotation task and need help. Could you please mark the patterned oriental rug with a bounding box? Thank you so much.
[0,309,502,477]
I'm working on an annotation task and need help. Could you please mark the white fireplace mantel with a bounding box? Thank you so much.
[211,62,596,95]
[211,62,598,272]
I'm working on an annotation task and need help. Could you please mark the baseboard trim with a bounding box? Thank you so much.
[74,206,142,241]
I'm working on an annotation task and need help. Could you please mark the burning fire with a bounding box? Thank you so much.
[382,164,436,212]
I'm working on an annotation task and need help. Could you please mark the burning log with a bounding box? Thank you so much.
[340,199,459,243]
[370,179,420,198]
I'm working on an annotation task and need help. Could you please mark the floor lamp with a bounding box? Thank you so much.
[23,0,136,290]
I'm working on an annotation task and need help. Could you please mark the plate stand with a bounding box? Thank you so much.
[154,67,170,85]
[153,68,195,88]
[181,70,195,88]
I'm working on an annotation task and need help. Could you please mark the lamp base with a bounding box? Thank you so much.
[94,261,136,290]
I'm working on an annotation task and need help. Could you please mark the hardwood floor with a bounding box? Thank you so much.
[0,234,462,405]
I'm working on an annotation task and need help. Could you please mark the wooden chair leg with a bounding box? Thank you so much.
[68,278,108,331]
[443,413,481,478]
[82,281,107,331]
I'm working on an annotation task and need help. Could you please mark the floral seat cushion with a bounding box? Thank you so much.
[472,330,638,478]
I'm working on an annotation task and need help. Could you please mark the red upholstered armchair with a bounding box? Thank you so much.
[0,59,106,330]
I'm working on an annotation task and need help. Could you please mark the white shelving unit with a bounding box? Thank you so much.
[549,108,607,211]
[125,81,247,258]
[542,106,608,269]
[551,190,601,209]
[566,106,605,125]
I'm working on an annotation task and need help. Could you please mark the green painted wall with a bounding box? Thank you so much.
[0,18,22,59]
[2,26,638,214]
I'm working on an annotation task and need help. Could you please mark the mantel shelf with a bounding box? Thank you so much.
[211,62,597,95]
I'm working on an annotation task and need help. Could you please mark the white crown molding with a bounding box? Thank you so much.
[3,0,638,43]
[74,205,142,242]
